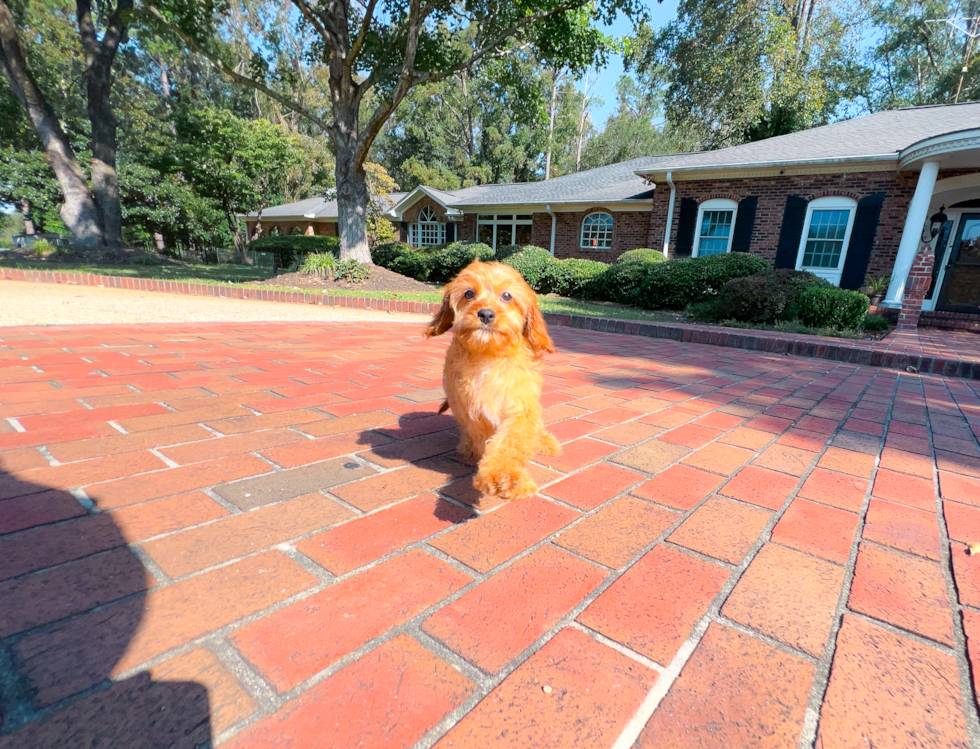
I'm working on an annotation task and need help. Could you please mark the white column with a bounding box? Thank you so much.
[884,160,940,306]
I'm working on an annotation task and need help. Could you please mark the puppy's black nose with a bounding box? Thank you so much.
[477,308,495,325]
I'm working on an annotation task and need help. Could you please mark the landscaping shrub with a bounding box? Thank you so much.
[389,249,432,281]
[588,260,650,304]
[496,244,543,261]
[27,239,57,257]
[635,252,770,310]
[501,246,553,289]
[538,258,609,297]
[371,241,412,268]
[299,251,336,277]
[862,313,891,332]
[797,287,869,330]
[333,258,370,283]
[685,299,724,323]
[716,269,830,323]
[617,248,665,264]
[250,234,338,267]
[426,241,494,283]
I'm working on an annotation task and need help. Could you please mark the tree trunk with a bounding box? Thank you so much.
[333,94,372,263]
[20,198,34,235]
[87,61,124,246]
[0,1,104,246]
[545,72,559,180]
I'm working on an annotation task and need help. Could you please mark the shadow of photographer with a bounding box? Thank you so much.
[0,469,212,749]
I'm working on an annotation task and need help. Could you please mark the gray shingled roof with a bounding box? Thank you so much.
[635,102,980,175]
[244,193,407,219]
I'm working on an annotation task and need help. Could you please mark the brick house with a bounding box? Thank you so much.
[252,102,980,321]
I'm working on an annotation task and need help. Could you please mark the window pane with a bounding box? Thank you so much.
[515,215,533,222]
[478,215,494,222]
[478,223,494,245]
[515,224,532,245]
[418,222,443,246]
[697,210,733,257]
[802,209,850,268]
[496,224,513,247]
[581,212,613,249]
[495,215,513,221]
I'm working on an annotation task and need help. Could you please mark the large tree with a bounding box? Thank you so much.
[146,0,641,262]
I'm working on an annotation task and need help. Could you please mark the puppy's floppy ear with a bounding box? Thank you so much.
[424,288,455,338]
[523,302,554,354]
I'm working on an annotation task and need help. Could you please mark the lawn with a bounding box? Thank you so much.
[0,257,679,323]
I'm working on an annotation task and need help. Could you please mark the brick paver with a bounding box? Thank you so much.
[2,320,980,748]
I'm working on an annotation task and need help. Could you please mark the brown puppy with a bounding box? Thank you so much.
[424,260,561,499]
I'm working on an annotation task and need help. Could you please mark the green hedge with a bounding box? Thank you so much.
[371,241,412,268]
[501,247,553,290]
[426,241,494,282]
[249,234,339,267]
[716,269,831,323]
[538,258,609,297]
[617,248,665,264]
[587,261,650,304]
[496,244,545,261]
[797,287,870,330]
[862,313,891,332]
[389,248,432,281]
[635,252,770,310]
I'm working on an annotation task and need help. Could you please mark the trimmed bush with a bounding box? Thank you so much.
[250,234,338,267]
[797,287,870,330]
[862,313,891,332]
[371,241,412,268]
[333,258,370,283]
[635,252,770,310]
[588,260,650,304]
[299,251,336,277]
[501,246,553,289]
[685,299,724,323]
[716,269,831,323]
[617,248,665,264]
[539,258,609,298]
[426,241,494,283]
[496,244,545,261]
[389,249,431,281]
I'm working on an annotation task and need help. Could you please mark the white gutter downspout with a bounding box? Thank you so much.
[662,172,675,258]
[546,205,556,256]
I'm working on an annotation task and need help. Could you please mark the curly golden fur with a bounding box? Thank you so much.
[424,260,561,500]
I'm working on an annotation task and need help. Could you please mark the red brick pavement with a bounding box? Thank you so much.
[1,321,980,748]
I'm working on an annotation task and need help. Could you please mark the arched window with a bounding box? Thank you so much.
[410,205,446,246]
[289,225,304,235]
[796,196,858,286]
[581,212,613,250]
[694,199,738,257]
[269,226,282,236]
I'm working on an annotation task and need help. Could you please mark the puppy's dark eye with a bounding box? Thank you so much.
[501,292,512,302]
[464,290,475,300]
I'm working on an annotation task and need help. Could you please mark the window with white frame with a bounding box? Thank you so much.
[476,214,533,249]
[580,212,613,249]
[795,197,857,285]
[409,206,446,247]
[694,199,737,257]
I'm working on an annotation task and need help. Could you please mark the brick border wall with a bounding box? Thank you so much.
[3,267,978,380]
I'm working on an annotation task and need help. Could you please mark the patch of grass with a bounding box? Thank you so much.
[0,257,275,285]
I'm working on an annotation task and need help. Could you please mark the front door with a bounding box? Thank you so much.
[938,213,980,312]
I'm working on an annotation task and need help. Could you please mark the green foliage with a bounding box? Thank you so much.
[716,269,831,323]
[389,249,432,282]
[28,239,58,257]
[635,253,770,310]
[299,252,336,277]
[538,258,609,297]
[250,235,340,255]
[333,259,371,284]
[617,247,665,264]
[501,247,554,289]
[862,313,891,332]
[685,299,724,323]
[495,244,543,261]
[426,241,495,283]
[797,287,870,330]
[371,241,413,268]
[587,260,650,304]
[863,273,889,295]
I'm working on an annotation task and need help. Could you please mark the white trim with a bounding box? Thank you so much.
[636,155,898,180]
[388,186,464,220]
[885,160,940,305]
[580,212,614,250]
[794,196,858,286]
[662,172,675,258]
[899,128,980,169]
[692,199,737,258]
[476,213,534,250]
[546,204,556,256]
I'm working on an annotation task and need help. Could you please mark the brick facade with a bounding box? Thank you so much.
[245,220,337,238]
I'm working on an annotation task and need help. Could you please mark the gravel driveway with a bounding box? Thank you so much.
[0,280,425,326]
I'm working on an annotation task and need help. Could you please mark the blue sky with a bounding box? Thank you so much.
[588,0,680,126]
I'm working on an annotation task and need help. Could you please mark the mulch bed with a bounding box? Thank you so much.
[254,265,436,293]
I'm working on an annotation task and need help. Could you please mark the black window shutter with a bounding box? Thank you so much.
[839,193,885,290]
[774,196,808,269]
[445,222,455,243]
[399,222,408,243]
[674,198,698,258]
[730,196,758,253]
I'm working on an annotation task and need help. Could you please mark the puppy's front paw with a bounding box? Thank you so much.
[455,439,481,466]
[538,431,562,456]
[474,465,537,500]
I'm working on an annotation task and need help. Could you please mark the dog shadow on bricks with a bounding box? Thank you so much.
[0,469,212,749]
[355,409,488,517]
